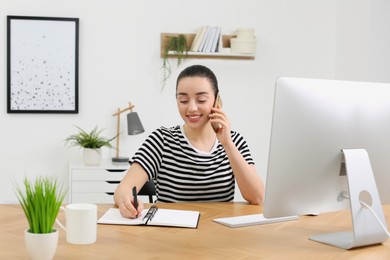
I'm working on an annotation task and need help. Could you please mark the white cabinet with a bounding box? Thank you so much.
[68,160,128,204]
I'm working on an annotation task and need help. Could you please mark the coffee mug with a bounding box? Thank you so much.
[56,203,97,244]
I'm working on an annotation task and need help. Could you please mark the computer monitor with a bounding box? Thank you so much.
[263,77,390,249]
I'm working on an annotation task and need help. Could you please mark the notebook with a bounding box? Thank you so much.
[98,205,200,229]
[213,213,298,228]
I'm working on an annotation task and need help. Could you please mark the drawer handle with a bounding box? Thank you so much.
[106,181,120,184]
[106,192,114,195]
[106,169,127,172]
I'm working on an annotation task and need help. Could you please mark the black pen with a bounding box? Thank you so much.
[132,186,138,218]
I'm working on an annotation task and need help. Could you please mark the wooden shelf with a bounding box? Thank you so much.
[160,33,255,60]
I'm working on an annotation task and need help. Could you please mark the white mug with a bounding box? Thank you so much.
[56,203,97,244]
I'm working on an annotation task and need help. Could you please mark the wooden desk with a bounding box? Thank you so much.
[1,203,390,259]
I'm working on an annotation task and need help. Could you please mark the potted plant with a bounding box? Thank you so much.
[65,125,117,165]
[15,176,67,260]
[162,34,188,89]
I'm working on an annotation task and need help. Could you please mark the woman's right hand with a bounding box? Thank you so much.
[118,194,144,219]
[113,163,149,218]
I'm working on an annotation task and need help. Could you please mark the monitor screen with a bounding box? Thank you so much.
[264,77,390,219]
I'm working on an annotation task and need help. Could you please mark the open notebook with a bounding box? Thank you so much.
[213,214,298,228]
[98,206,200,229]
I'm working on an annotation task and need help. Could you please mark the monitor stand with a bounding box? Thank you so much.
[309,149,389,249]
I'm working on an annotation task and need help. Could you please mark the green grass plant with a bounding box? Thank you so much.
[15,176,67,234]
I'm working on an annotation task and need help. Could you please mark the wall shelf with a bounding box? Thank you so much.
[160,33,255,60]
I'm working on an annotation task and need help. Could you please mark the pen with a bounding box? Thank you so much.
[132,186,138,218]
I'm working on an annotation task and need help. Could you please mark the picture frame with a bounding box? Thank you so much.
[7,16,79,113]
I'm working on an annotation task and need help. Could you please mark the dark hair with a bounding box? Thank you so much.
[176,65,219,97]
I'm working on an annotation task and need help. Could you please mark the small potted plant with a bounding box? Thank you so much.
[15,176,67,260]
[162,34,188,89]
[65,125,117,165]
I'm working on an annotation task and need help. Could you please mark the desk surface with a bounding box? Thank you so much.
[1,203,390,259]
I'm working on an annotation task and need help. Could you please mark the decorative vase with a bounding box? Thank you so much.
[25,229,59,260]
[83,148,102,165]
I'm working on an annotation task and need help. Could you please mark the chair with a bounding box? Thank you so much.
[138,180,156,203]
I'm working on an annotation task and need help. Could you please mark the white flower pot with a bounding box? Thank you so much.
[83,148,102,165]
[25,229,58,260]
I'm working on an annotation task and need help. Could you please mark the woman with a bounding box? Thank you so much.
[114,65,264,218]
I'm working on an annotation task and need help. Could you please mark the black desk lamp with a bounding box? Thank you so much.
[112,102,144,162]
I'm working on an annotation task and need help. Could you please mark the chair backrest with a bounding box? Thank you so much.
[138,180,156,203]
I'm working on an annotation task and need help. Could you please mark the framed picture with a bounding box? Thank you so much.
[7,16,79,113]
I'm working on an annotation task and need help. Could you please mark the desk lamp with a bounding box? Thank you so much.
[112,102,144,163]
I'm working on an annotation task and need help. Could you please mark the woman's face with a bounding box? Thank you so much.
[176,76,216,130]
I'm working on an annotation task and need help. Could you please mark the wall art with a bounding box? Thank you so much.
[7,16,79,113]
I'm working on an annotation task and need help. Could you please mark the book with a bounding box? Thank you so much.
[190,26,204,52]
[198,26,211,52]
[210,26,221,52]
[203,26,217,52]
[213,213,298,228]
[192,26,207,52]
[217,32,224,53]
[98,205,200,229]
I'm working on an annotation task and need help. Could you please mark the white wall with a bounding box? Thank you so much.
[2,0,389,203]
[335,0,390,83]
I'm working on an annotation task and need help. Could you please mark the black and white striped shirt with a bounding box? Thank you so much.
[130,125,254,202]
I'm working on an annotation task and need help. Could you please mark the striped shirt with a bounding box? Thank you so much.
[130,125,254,202]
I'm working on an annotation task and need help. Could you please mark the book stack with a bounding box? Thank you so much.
[190,26,222,53]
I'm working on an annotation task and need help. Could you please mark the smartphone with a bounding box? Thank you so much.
[211,94,223,132]
[214,94,223,108]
